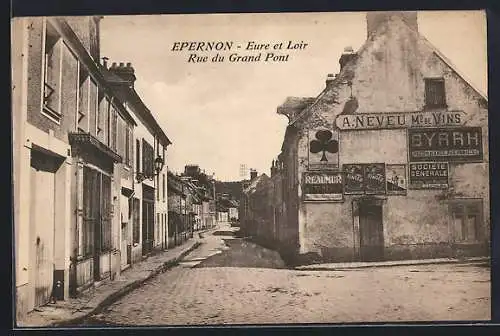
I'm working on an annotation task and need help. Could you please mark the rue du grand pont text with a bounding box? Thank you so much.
[171,40,309,63]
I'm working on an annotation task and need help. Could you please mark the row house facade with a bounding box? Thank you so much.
[167,167,217,246]
[12,16,171,321]
[100,61,171,263]
[240,11,489,265]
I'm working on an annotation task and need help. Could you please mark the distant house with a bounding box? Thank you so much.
[239,172,273,239]
[228,200,239,221]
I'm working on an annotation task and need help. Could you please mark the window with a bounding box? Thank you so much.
[96,90,105,140]
[106,98,111,146]
[116,117,124,160]
[125,124,131,166]
[142,139,154,177]
[42,21,62,122]
[100,174,112,252]
[81,167,112,256]
[425,78,447,109]
[88,79,98,136]
[111,107,118,151]
[77,64,90,132]
[136,139,141,173]
[450,199,483,243]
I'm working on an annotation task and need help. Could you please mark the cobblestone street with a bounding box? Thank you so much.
[82,229,490,326]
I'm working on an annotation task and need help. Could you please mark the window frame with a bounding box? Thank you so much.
[449,198,483,244]
[424,77,447,109]
[41,19,63,123]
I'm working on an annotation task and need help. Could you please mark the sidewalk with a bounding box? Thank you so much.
[17,228,218,328]
[295,256,490,271]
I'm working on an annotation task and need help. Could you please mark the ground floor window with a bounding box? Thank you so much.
[81,167,112,256]
[450,199,483,243]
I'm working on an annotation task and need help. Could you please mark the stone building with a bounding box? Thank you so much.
[12,16,139,319]
[100,60,171,262]
[247,11,489,264]
[12,16,172,321]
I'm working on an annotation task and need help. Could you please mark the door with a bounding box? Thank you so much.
[121,218,128,268]
[82,167,112,282]
[30,151,57,307]
[141,201,154,255]
[359,202,384,261]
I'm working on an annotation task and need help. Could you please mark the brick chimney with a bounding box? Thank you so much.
[325,73,336,88]
[339,46,356,71]
[108,62,137,87]
[250,169,258,181]
[366,11,418,38]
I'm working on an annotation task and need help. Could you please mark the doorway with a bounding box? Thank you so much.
[359,201,384,261]
[142,185,155,256]
[30,150,59,307]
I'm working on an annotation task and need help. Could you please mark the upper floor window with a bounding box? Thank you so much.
[142,139,154,177]
[77,64,90,132]
[136,139,141,173]
[125,124,133,167]
[111,107,118,151]
[424,78,447,109]
[42,21,62,122]
[97,92,107,143]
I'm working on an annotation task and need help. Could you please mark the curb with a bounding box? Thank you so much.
[50,240,202,327]
[294,257,490,272]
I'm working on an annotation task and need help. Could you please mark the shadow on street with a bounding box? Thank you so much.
[195,232,287,269]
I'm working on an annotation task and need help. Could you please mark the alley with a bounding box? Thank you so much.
[81,228,490,326]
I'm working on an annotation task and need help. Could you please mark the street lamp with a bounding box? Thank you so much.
[135,155,165,184]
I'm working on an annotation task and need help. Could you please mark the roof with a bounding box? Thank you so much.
[243,174,270,195]
[101,67,172,147]
[277,96,316,122]
[288,12,487,127]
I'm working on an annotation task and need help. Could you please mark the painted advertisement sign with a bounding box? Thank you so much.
[343,163,387,195]
[408,127,483,162]
[335,111,465,130]
[303,172,343,201]
[308,129,339,170]
[409,162,449,189]
[343,164,364,194]
[364,163,386,195]
[386,164,407,195]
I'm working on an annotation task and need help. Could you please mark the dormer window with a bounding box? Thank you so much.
[424,78,447,109]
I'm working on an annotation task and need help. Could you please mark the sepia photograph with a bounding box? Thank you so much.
[11,10,490,327]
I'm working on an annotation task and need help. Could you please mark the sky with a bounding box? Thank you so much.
[100,11,487,181]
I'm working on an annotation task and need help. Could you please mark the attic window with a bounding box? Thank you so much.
[424,78,447,109]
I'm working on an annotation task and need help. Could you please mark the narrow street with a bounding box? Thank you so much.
[81,224,490,326]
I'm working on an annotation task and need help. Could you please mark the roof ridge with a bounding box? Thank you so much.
[289,13,487,127]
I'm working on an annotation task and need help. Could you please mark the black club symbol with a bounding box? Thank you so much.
[310,130,339,162]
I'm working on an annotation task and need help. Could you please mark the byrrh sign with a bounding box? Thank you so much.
[335,111,465,130]
[408,127,483,162]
